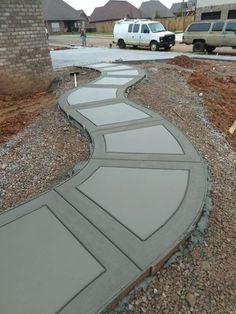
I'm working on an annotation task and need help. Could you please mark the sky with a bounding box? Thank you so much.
[64,0,178,16]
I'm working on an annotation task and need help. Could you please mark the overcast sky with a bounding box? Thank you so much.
[64,0,178,16]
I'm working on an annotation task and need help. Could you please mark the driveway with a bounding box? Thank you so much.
[50,46,236,69]
[50,47,184,68]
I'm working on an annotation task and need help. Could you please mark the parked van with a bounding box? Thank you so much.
[113,19,175,51]
[183,20,236,53]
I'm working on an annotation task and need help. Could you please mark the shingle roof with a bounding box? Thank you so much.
[170,2,188,15]
[140,0,174,18]
[90,0,145,23]
[41,0,82,21]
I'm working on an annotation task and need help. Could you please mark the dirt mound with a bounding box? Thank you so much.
[168,55,206,69]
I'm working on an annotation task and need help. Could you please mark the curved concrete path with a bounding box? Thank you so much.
[0,63,207,314]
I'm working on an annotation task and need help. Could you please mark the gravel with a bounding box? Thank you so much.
[0,67,99,212]
[113,60,236,314]
[0,60,235,313]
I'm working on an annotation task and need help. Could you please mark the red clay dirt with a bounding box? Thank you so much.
[168,56,236,149]
[0,67,99,144]
[0,93,55,144]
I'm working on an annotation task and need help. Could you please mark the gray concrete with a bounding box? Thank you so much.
[87,63,116,68]
[0,192,140,314]
[68,87,117,105]
[93,77,134,85]
[78,167,188,240]
[0,207,103,314]
[101,65,133,71]
[78,103,149,126]
[50,47,236,69]
[0,61,209,313]
[57,63,207,272]
[106,70,139,76]
[104,125,184,154]
[56,159,206,269]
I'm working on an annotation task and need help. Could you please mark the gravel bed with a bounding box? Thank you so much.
[0,67,99,212]
[113,61,236,314]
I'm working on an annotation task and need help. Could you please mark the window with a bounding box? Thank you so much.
[133,24,140,33]
[228,10,236,19]
[225,21,236,32]
[201,11,221,20]
[187,23,211,32]
[51,22,60,32]
[141,24,149,33]
[149,23,165,33]
[128,24,133,32]
[212,22,224,32]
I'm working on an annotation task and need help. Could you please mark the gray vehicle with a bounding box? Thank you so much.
[183,20,236,53]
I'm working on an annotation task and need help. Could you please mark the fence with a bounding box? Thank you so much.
[93,16,195,34]
[95,21,116,33]
[156,16,195,32]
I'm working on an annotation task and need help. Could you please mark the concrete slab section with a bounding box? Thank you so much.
[101,65,132,71]
[93,77,133,85]
[57,160,207,269]
[0,207,104,314]
[107,70,139,76]
[104,125,184,154]
[78,167,188,241]
[51,47,236,69]
[68,87,117,105]
[87,63,115,68]
[78,103,149,126]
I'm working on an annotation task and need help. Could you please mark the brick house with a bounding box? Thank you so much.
[196,0,236,21]
[170,2,188,16]
[170,1,196,16]
[41,0,88,34]
[89,0,146,33]
[0,0,53,96]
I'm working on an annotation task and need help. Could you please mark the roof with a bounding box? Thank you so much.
[170,2,188,15]
[77,10,89,22]
[90,0,145,23]
[140,0,174,18]
[41,0,83,21]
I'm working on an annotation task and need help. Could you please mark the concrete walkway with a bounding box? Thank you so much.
[0,63,207,314]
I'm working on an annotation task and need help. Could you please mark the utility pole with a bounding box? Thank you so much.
[182,0,185,32]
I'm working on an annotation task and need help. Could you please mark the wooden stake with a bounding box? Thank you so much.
[229,120,236,135]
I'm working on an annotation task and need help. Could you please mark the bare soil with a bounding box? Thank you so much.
[168,55,236,149]
[0,67,98,144]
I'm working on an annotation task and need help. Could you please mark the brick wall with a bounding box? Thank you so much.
[0,0,54,96]
[196,3,236,21]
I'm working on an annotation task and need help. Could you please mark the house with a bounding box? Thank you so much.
[140,0,174,19]
[89,0,145,33]
[41,0,88,34]
[196,0,236,21]
[170,2,189,16]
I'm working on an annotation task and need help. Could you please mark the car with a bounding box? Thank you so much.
[182,20,236,53]
[113,19,175,51]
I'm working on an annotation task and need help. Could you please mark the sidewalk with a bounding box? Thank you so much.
[0,63,207,314]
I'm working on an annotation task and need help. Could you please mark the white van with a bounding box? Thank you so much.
[113,19,175,51]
